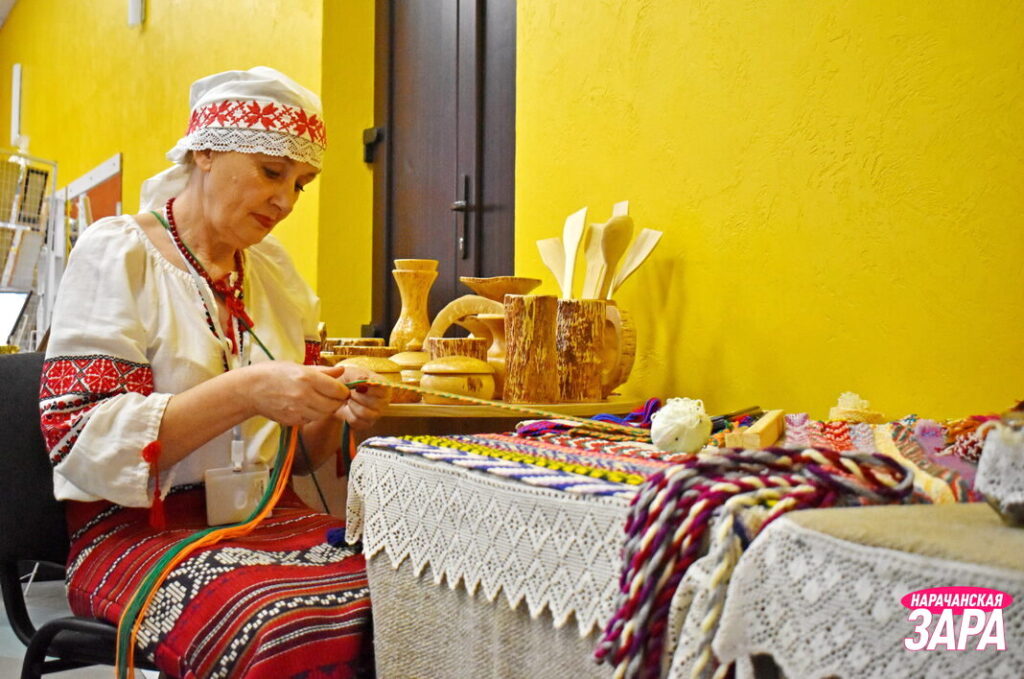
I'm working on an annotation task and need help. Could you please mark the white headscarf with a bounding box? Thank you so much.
[139,66,326,211]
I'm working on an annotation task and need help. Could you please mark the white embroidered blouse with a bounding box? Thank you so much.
[40,215,321,507]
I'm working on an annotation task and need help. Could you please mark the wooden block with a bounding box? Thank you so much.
[503,294,559,403]
[426,336,489,361]
[722,410,785,449]
[556,299,605,402]
[828,406,885,424]
[741,409,785,448]
[723,427,748,448]
[320,345,398,365]
[331,337,386,347]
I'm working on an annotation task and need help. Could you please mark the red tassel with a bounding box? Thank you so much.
[141,441,166,530]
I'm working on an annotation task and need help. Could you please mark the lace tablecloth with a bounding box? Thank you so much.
[712,505,1024,679]
[346,443,636,636]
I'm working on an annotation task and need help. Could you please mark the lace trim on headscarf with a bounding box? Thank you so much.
[181,127,324,169]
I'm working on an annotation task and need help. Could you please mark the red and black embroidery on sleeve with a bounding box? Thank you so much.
[304,340,321,366]
[39,355,155,466]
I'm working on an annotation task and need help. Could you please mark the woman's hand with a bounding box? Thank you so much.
[242,361,352,427]
[333,365,391,430]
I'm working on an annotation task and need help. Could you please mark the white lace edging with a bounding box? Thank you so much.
[346,445,635,636]
[976,422,1024,523]
[710,517,1024,679]
[179,127,324,168]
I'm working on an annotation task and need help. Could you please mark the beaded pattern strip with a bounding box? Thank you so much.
[594,446,916,679]
[461,432,670,478]
[365,435,640,498]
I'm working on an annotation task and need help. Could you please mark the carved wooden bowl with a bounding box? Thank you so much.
[459,276,542,302]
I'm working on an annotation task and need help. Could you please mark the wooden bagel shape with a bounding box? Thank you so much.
[425,295,504,339]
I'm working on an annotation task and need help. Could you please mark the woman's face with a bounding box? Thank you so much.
[194,150,319,248]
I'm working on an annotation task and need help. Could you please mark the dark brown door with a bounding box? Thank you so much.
[367,0,515,338]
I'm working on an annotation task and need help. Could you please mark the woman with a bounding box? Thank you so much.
[39,67,388,678]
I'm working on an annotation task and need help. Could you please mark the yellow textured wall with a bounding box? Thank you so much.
[318,0,375,336]
[516,1,1024,419]
[0,0,323,285]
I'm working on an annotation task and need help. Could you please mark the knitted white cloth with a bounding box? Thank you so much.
[346,444,634,636]
[975,421,1024,525]
[713,513,1024,679]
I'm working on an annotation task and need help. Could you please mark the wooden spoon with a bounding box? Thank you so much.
[609,228,663,296]
[596,215,634,299]
[536,237,567,297]
[580,221,607,299]
[560,206,588,298]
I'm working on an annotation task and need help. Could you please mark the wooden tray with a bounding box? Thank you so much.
[381,396,646,419]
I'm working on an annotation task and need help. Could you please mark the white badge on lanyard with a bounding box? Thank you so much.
[172,245,270,525]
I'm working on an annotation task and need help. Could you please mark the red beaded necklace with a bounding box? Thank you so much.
[164,197,254,354]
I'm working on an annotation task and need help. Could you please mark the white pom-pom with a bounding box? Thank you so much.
[651,397,712,453]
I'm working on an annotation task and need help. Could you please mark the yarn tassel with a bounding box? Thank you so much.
[337,421,355,477]
[141,441,165,530]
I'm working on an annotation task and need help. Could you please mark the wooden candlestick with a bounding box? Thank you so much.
[389,266,437,351]
[556,299,605,402]
[503,294,559,403]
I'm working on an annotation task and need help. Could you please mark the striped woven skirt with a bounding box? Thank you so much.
[65,485,373,679]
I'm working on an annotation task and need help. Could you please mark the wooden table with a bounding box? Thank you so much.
[376,396,646,435]
[382,397,645,418]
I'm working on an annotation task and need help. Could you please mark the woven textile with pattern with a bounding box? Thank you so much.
[363,432,671,497]
[65,486,372,679]
[357,418,974,679]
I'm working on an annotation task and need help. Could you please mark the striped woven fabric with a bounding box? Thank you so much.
[782,413,878,452]
[364,433,664,496]
[460,432,671,475]
[65,486,373,679]
[889,420,980,502]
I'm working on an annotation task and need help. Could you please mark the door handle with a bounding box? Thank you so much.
[453,175,471,259]
[362,127,384,163]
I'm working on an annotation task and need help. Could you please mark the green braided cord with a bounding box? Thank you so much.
[340,420,353,475]
[116,379,370,677]
[151,210,212,278]
[241,316,274,359]
[115,425,291,677]
[361,379,650,439]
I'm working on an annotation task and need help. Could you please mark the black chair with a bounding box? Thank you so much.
[0,352,164,679]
